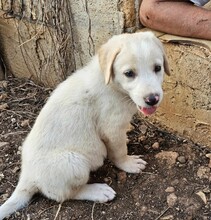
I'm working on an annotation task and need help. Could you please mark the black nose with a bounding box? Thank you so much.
[144,94,159,106]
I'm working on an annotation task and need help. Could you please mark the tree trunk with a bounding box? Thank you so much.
[0,0,137,87]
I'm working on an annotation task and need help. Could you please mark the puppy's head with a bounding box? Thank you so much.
[98,32,170,116]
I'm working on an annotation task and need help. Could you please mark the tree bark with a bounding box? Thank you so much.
[0,0,137,87]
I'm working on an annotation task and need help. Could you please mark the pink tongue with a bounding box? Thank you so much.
[141,106,157,115]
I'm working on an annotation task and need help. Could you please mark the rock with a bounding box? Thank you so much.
[21,119,30,127]
[117,171,127,183]
[11,118,16,123]
[197,166,210,179]
[0,142,9,148]
[138,135,146,142]
[167,193,177,207]
[177,156,186,164]
[152,142,159,150]
[165,187,175,193]
[155,151,179,167]
[195,191,207,204]
[139,125,147,134]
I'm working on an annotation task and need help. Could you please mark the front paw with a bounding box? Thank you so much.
[115,155,147,173]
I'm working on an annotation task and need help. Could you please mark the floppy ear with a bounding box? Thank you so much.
[163,53,170,76]
[98,43,121,84]
[153,36,170,76]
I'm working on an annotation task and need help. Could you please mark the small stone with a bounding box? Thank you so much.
[139,125,147,134]
[165,186,175,193]
[167,193,177,207]
[21,119,30,127]
[152,142,159,149]
[177,156,186,164]
[155,151,179,167]
[117,171,127,183]
[11,118,16,123]
[138,135,146,142]
[197,166,210,179]
[171,179,179,186]
[196,191,207,204]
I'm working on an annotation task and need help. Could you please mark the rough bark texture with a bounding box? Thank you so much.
[0,0,77,86]
[0,0,137,87]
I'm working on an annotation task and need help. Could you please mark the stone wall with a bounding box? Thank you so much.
[148,33,211,148]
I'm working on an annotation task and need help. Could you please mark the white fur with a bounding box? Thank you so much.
[0,32,169,219]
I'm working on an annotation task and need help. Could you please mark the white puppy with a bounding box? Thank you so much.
[0,32,169,219]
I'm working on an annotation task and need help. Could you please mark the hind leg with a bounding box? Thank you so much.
[74,183,116,203]
[38,151,115,203]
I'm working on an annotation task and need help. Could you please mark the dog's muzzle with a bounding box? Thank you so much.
[138,93,160,116]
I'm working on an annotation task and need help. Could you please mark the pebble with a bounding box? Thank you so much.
[177,156,186,164]
[167,193,177,207]
[165,186,175,193]
[117,171,127,183]
[11,118,16,123]
[155,151,179,167]
[139,125,147,134]
[138,135,146,142]
[21,119,30,127]
[196,191,207,204]
[152,142,159,149]
[197,166,210,179]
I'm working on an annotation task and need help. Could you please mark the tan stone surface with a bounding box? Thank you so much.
[150,35,211,147]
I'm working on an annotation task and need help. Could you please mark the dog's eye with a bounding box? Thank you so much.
[124,70,136,78]
[154,65,161,73]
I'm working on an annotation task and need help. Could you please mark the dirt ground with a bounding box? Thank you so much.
[0,77,211,220]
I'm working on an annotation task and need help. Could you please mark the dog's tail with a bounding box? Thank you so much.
[0,178,37,220]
